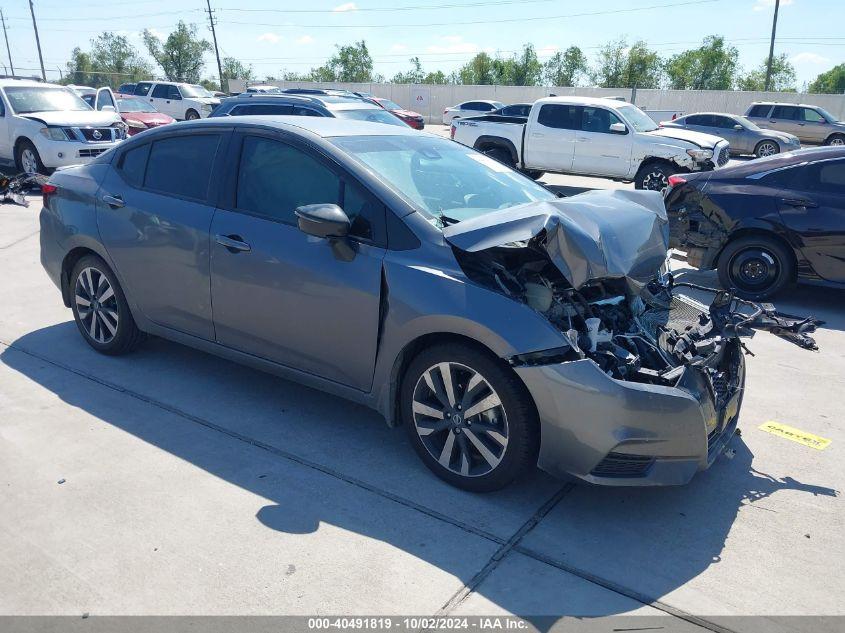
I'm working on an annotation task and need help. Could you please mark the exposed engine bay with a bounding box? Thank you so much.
[443,190,821,388]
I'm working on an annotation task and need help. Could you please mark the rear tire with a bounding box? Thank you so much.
[70,255,145,355]
[401,343,539,492]
[521,169,544,180]
[754,140,780,158]
[717,235,794,300]
[825,133,845,146]
[483,146,514,167]
[634,161,678,192]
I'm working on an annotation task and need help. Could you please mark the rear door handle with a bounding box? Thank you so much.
[780,197,818,208]
[101,194,124,208]
[215,234,251,253]
[531,133,545,138]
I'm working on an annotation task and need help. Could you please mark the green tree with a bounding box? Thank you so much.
[737,53,796,91]
[392,57,425,84]
[423,70,449,84]
[222,57,254,83]
[142,21,211,83]
[64,48,95,86]
[666,35,738,90]
[311,40,375,82]
[593,39,663,89]
[505,44,542,86]
[808,63,845,94]
[458,52,496,85]
[90,33,151,86]
[543,46,587,86]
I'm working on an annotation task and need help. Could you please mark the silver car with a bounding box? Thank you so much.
[660,112,800,158]
[38,117,818,491]
[744,102,845,146]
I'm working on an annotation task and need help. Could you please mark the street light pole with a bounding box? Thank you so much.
[764,0,780,92]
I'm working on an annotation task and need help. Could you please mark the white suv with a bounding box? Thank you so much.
[0,79,126,174]
[129,81,220,120]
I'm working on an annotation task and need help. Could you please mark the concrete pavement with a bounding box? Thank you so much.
[0,188,842,629]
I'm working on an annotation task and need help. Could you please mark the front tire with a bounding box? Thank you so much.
[185,109,200,121]
[634,161,678,192]
[825,133,845,146]
[401,343,539,492]
[15,139,47,175]
[717,235,794,300]
[70,255,144,355]
[754,140,780,158]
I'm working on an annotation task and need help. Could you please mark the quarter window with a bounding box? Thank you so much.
[118,143,150,188]
[537,104,580,130]
[144,134,221,200]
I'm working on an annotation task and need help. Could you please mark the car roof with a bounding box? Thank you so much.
[225,93,378,109]
[536,96,631,108]
[750,101,823,108]
[144,115,423,139]
[679,112,739,118]
[708,146,845,179]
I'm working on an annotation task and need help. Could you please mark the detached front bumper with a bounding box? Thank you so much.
[515,342,745,486]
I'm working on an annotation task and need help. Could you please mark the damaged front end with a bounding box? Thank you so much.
[444,190,821,484]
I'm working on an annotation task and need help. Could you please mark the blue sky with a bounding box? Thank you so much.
[1,0,842,88]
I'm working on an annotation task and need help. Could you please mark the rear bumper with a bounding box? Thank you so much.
[515,342,745,486]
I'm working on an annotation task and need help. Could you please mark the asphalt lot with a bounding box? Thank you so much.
[0,150,843,629]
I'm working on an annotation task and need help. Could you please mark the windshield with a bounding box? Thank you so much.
[4,87,92,114]
[334,108,408,127]
[181,84,213,98]
[618,104,658,132]
[735,116,760,130]
[118,98,157,113]
[378,99,402,110]
[331,135,556,226]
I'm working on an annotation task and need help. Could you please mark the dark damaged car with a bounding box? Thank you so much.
[39,117,820,491]
[665,147,845,299]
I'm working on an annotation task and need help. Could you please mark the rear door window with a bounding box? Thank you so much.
[747,105,771,118]
[135,82,152,97]
[537,104,580,130]
[771,106,799,120]
[144,134,221,201]
[230,103,294,116]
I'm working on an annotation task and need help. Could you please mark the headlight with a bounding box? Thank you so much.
[124,119,147,129]
[201,103,212,111]
[38,126,71,141]
[686,148,713,162]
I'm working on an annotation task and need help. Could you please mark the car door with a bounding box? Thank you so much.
[96,129,229,340]
[769,105,803,139]
[798,107,829,144]
[95,87,117,112]
[709,115,744,152]
[148,83,169,114]
[776,158,845,282]
[569,105,632,177]
[0,93,10,161]
[209,130,387,391]
[522,103,579,172]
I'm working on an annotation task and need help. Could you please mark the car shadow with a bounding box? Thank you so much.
[1,323,838,619]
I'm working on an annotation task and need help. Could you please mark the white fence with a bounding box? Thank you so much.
[230,79,845,124]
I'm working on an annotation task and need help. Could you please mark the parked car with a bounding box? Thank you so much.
[244,84,283,94]
[744,102,845,146]
[664,147,845,298]
[209,93,409,127]
[117,83,137,95]
[116,97,175,135]
[661,112,800,158]
[0,78,125,174]
[493,103,532,117]
[442,100,505,125]
[370,97,424,129]
[130,81,220,120]
[39,117,819,491]
[452,96,730,190]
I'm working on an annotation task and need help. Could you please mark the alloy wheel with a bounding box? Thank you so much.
[74,267,119,344]
[411,362,509,478]
[757,141,778,157]
[830,136,845,146]
[641,170,669,192]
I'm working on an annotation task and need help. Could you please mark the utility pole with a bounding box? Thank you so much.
[28,0,45,80]
[764,0,780,92]
[1,9,14,76]
[205,0,226,93]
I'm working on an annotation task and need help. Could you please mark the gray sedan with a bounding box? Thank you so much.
[38,117,816,491]
[660,112,800,158]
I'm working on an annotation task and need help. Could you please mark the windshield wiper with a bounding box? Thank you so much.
[436,209,461,227]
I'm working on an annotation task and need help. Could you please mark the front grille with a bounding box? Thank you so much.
[78,148,109,158]
[590,452,655,478]
[78,127,114,142]
[717,145,730,166]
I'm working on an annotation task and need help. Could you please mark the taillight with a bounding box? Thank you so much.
[450,124,456,140]
[42,182,57,208]
[667,175,687,188]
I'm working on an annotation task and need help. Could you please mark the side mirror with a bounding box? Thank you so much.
[609,122,628,134]
[296,203,350,239]
[733,124,743,131]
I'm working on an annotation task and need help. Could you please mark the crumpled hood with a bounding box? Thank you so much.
[21,110,121,127]
[646,127,723,149]
[443,190,669,289]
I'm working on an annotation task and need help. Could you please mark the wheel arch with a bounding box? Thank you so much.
[60,247,103,307]
[824,131,845,145]
[473,136,519,165]
[712,227,798,280]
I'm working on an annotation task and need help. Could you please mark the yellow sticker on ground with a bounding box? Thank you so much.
[759,421,831,450]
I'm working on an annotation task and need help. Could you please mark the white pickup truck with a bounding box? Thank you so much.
[451,96,730,191]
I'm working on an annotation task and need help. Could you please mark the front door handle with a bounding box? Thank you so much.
[215,234,251,253]
[780,197,818,209]
[101,194,124,208]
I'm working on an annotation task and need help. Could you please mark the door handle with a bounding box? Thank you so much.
[577,136,590,142]
[101,194,124,208]
[531,133,545,138]
[215,234,251,253]
[779,197,818,208]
